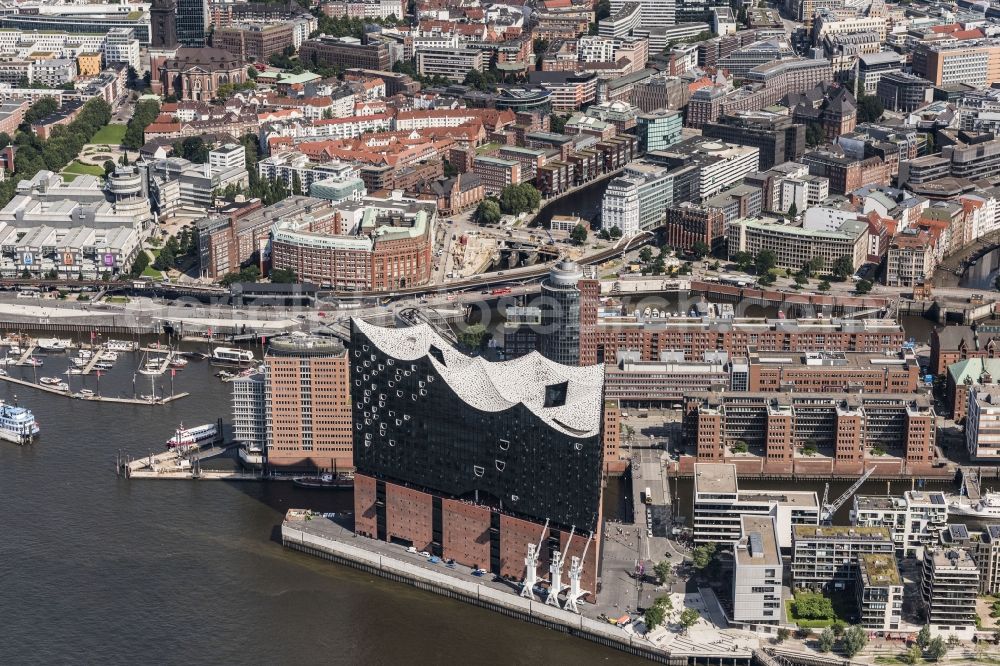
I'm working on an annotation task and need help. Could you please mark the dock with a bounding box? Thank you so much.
[0,373,188,404]
[119,440,268,480]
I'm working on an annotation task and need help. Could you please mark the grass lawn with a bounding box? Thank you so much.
[90,124,127,145]
[142,266,162,279]
[63,161,104,177]
[105,296,129,304]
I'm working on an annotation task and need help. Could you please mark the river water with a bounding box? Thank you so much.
[0,345,641,665]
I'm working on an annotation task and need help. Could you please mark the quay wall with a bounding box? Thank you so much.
[281,522,749,666]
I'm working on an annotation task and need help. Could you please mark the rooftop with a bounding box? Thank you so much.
[693,462,737,496]
[793,525,892,541]
[735,515,780,567]
[858,553,901,587]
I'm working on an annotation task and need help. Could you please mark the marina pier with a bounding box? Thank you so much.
[0,373,189,404]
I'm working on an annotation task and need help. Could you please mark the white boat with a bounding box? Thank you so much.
[9,345,22,355]
[39,377,60,385]
[66,368,84,375]
[71,357,87,367]
[948,492,1000,518]
[169,357,188,368]
[211,347,255,366]
[103,352,118,362]
[0,357,16,366]
[166,423,218,449]
[78,389,95,397]
[24,357,42,367]
[78,350,93,359]
[94,362,113,371]
[0,400,39,444]
[105,339,138,352]
[56,382,69,391]
[37,338,71,352]
[0,369,8,376]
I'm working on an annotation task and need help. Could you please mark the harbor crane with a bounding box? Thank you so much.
[820,467,876,523]
[546,526,574,607]
[563,531,594,614]
[520,518,549,600]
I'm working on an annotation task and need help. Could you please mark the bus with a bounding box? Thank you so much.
[644,487,653,505]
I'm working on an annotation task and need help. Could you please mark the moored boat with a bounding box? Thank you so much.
[166,423,218,449]
[292,472,355,490]
[39,377,60,385]
[0,400,39,444]
[210,347,256,366]
[948,492,1000,518]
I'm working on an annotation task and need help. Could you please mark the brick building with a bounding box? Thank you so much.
[299,36,391,71]
[664,202,726,253]
[264,336,352,471]
[214,22,294,62]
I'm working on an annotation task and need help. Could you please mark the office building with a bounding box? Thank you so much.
[264,335,352,472]
[719,39,796,78]
[652,137,759,201]
[416,48,484,83]
[931,325,1000,375]
[693,463,820,549]
[684,392,936,471]
[664,202,726,254]
[350,319,606,596]
[176,0,209,47]
[473,156,521,195]
[914,39,1000,89]
[300,36,391,71]
[746,349,921,395]
[636,110,683,153]
[858,51,903,97]
[701,112,806,171]
[609,0,676,29]
[885,229,938,288]
[732,515,784,625]
[877,72,933,113]
[946,358,1000,423]
[270,194,435,292]
[0,6,152,45]
[851,492,949,557]
[598,2,641,39]
[214,22,294,62]
[856,554,903,632]
[967,385,1000,459]
[727,216,869,273]
[232,372,266,456]
[605,351,732,408]
[539,260,588,366]
[920,547,980,638]
[791,525,894,590]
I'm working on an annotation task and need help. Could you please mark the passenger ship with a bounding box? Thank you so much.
[210,347,256,366]
[0,401,39,444]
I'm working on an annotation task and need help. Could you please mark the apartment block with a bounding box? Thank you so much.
[416,47,484,83]
[851,491,949,557]
[920,547,980,638]
[733,515,784,625]
[791,525,894,590]
[967,385,1000,459]
[473,156,521,195]
[693,463,819,549]
[855,554,903,632]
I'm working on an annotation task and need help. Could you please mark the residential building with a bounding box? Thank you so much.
[975,525,1000,595]
[920,547,980,638]
[967,385,1000,460]
[791,525,894,590]
[692,463,820,549]
[350,318,605,597]
[732,515,783,625]
[851,492,949,557]
[947,358,1000,422]
[258,151,362,195]
[265,336,352,471]
[885,228,937,287]
[856,554,903,632]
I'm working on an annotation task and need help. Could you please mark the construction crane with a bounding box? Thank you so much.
[820,467,876,523]
[520,518,549,600]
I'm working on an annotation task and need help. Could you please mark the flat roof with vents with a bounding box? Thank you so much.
[736,515,780,566]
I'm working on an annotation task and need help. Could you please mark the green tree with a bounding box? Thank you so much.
[691,542,716,570]
[856,279,873,294]
[692,240,710,258]
[733,251,753,272]
[831,255,854,281]
[818,627,835,652]
[925,636,947,661]
[130,251,150,277]
[857,91,885,124]
[644,603,666,631]
[806,123,825,147]
[153,246,176,271]
[818,280,831,291]
[246,66,258,80]
[653,560,672,585]
[793,591,835,620]
[292,171,303,196]
[269,268,297,283]
[841,625,868,658]
[609,225,622,240]
[755,250,777,275]
[903,644,922,664]
[776,627,791,642]
[498,183,541,215]
[103,160,116,177]
[679,608,700,632]
[570,223,588,244]
[639,247,653,263]
[122,99,160,150]
[23,97,59,128]
[474,199,501,225]
[458,323,487,351]
[917,625,932,649]
[550,114,568,134]
[787,201,798,218]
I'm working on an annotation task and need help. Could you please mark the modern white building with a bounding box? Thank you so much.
[258,151,360,194]
[920,547,980,639]
[209,144,246,172]
[601,176,641,236]
[851,491,949,557]
[967,385,1000,459]
[609,0,675,30]
[232,372,266,453]
[779,175,829,214]
[732,514,783,625]
[693,463,820,550]
[856,553,903,632]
